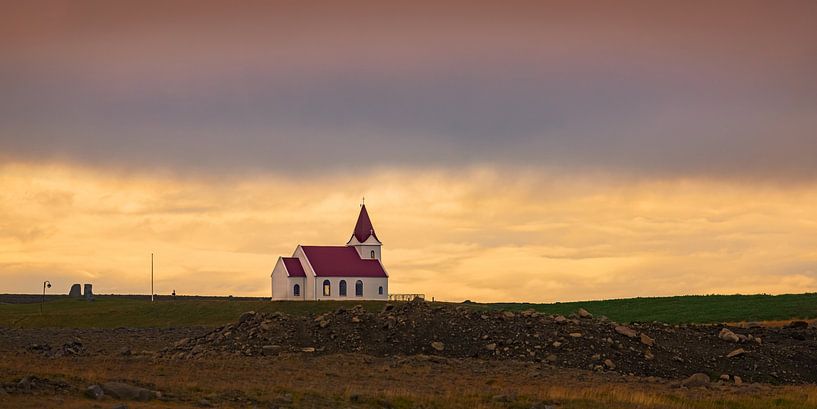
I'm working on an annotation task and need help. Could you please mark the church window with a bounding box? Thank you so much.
[378,286,384,295]
[370,250,376,259]
[339,280,347,296]
[293,284,300,297]
[355,280,364,297]
[323,280,331,296]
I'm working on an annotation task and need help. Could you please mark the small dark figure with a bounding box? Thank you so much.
[172,290,176,298]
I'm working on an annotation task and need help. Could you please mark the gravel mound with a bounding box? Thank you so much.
[162,300,817,384]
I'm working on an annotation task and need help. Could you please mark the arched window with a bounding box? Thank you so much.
[378,286,384,295]
[339,280,347,296]
[323,280,331,296]
[293,284,300,297]
[370,250,376,259]
[355,280,364,297]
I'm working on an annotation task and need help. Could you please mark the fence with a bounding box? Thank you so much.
[388,293,425,302]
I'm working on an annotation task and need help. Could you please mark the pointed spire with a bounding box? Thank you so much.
[352,203,378,242]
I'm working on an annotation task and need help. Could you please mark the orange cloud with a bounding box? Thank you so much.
[1,162,816,301]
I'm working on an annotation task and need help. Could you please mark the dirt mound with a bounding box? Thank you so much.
[162,300,817,384]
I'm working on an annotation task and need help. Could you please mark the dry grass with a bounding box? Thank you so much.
[2,353,817,409]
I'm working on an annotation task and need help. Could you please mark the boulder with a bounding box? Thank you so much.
[100,382,156,401]
[718,328,740,343]
[431,341,445,351]
[639,333,655,347]
[577,308,592,318]
[68,284,82,297]
[614,326,638,338]
[485,343,497,351]
[85,384,104,400]
[680,373,711,388]
[734,376,743,385]
[603,359,616,369]
[83,284,94,301]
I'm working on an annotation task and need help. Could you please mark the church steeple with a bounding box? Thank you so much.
[347,203,382,260]
[352,204,379,243]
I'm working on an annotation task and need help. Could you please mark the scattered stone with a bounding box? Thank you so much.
[726,348,747,358]
[639,333,655,347]
[577,308,592,318]
[603,359,616,370]
[553,315,567,324]
[787,321,809,329]
[614,326,637,338]
[431,341,445,351]
[545,354,557,363]
[100,382,156,401]
[552,341,562,348]
[681,373,711,388]
[568,332,582,338]
[485,343,497,351]
[502,311,515,319]
[734,376,743,385]
[85,384,104,400]
[719,374,730,381]
[719,328,740,343]
[301,347,316,353]
[643,349,655,360]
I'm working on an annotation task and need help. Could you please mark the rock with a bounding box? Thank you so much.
[603,359,616,369]
[174,338,190,348]
[745,322,763,328]
[577,308,592,318]
[530,403,556,409]
[485,343,497,351]
[431,341,445,351]
[553,315,567,324]
[238,311,256,324]
[300,347,316,353]
[492,394,512,402]
[198,398,213,407]
[545,354,557,363]
[614,325,638,338]
[68,284,82,297]
[639,333,655,347]
[319,319,330,328]
[734,376,743,385]
[262,345,281,355]
[83,283,94,301]
[718,328,740,343]
[726,348,747,358]
[100,382,156,401]
[552,341,562,348]
[680,373,711,388]
[520,309,537,317]
[719,374,730,381]
[643,349,655,360]
[502,311,515,319]
[85,384,104,400]
[787,320,809,329]
[568,332,582,338]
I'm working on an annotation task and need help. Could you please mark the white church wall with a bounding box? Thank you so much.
[313,276,388,301]
[271,257,306,300]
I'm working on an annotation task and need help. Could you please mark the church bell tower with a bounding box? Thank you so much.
[346,202,382,261]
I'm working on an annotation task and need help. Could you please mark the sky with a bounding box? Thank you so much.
[1,1,816,301]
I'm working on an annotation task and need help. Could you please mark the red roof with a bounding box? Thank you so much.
[352,204,379,243]
[282,257,306,277]
[301,246,387,277]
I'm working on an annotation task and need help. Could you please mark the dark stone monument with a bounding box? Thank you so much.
[83,284,94,301]
[68,284,82,298]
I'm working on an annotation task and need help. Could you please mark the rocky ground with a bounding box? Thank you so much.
[2,300,817,408]
[161,300,817,385]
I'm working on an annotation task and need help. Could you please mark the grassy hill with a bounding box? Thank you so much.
[0,293,815,328]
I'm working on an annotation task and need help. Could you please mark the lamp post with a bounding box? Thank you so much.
[41,280,51,314]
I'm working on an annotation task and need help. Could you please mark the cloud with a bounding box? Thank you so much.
[1,163,816,301]
[1,1,816,179]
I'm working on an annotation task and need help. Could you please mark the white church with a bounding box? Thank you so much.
[270,204,389,300]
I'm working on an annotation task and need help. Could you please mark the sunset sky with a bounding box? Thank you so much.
[2,1,816,301]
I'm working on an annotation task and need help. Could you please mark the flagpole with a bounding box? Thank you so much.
[151,253,154,302]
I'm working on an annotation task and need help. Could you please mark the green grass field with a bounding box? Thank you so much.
[1,293,815,328]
